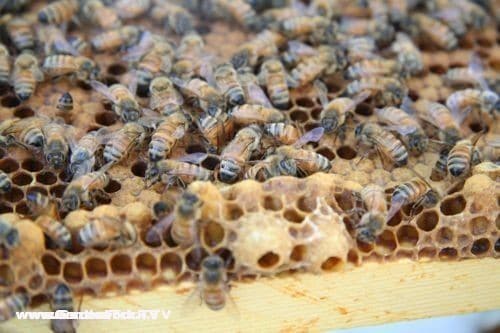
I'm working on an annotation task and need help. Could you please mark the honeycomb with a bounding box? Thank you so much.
[0,0,498,320]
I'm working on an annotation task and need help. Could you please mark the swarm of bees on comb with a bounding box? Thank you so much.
[0,0,498,330]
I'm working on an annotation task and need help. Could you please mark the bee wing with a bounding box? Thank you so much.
[123,31,154,62]
[468,52,490,91]
[383,124,418,136]
[128,72,138,96]
[180,285,203,317]
[145,212,175,244]
[293,127,324,148]
[247,83,272,108]
[199,57,216,87]
[287,40,318,57]
[160,55,172,73]
[351,90,371,107]
[400,95,416,115]
[176,153,207,164]
[90,80,118,103]
[313,80,329,107]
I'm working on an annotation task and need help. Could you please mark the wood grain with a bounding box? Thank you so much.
[2,258,498,333]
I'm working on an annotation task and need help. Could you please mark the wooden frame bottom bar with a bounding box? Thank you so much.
[3,258,499,333]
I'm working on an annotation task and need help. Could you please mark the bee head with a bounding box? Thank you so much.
[202,255,224,271]
[0,179,11,193]
[153,200,171,219]
[409,133,428,155]
[373,20,395,46]
[145,163,160,187]
[62,192,80,212]
[121,106,140,122]
[482,91,499,113]
[219,160,240,183]
[423,190,439,207]
[231,50,249,69]
[47,152,66,170]
[5,227,19,249]
[320,116,338,133]
[354,124,364,138]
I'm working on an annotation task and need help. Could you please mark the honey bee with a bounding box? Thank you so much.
[149,112,189,162]
[125,33,175,90]
[170,191,204,247]
[193,255,235,311]
[458,0,489,29]
[231,30,285,68]
[175,32,205,62]
[230,104,285,126]
[42,55,99,83]
[375,98,429,155]
[25,191,56,216]
[114,0,151,19]
[36,214,73,249]
[37,25,78,56]
[0,293,29,321]
[0,116,49,148]
[290,45,346,87]
[345,58,402,80]
[91,81,142,122]
[355,122,408,170]
[443,68,498,89]
[258,58,293,109]
[431,148,449,180]
[80,0,121,29]
[102,122,146,165]
[57,92,73,112]
[390,32,423,76]
[339,36,378,63]
[387,177,439,221]
[196,112,234,150]
[279,40,318,69]
[415,100,462,145]
[214,62,246,107]
[311,0,342,19]
[339,17,395,46]
[91,26,142,53]
[43,121,72,170]
[356,184,387,243]
[78,215,137,248]
[447,137,482,177]
[37,0,78,24]
[219,125,262,183]
[203,0,261,31]
[12,52,44,101]
[237,66,273,107]
[148,76,183,115]
[244,154,297,181]
[146,191,203,246]
[69,128,107,177]
[0,216,19,251]
[145,154,213,188]
[346,77,407,106]
[173,77,224,117]
[0,44,10,85]
[280,16,338,45]
[260,6,302,28]
[6,17,35,51]
[275,127,329,176]
[408,13,457,50]
[151,1,194,35]
[446,89,498,121]
[62,167,110,211]
[264,122,301,145]
[67,35,91,56]
[0,170,11,194]
[315,80,370,137]
[247,0,290,12]
[431,6,467,38]
[367,0,390,22]
[50,283,76,333]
